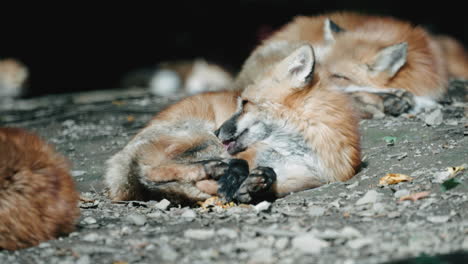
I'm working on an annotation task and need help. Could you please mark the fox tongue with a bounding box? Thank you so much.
[223,141,236,152]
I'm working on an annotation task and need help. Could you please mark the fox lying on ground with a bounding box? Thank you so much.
[234,12,468,117]
[121,59,233,97]
[0,58,28,98]
[0,127,80,250]
[105,44,361,204]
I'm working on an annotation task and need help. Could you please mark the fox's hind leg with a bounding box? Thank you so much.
[350,92,385,119]
[140,158,233,188]
[348,89,415,118]
[134,135,253,202]
[380,89,415,116]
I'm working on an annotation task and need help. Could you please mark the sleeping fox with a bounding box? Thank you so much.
[104,44,361,204]
[234,12,468,117]
[0,58,28,98]
[0,127,80,250]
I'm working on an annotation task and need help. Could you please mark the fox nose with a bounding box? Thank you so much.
[214,128,221,137]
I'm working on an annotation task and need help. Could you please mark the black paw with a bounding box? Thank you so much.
[382,90,414,116]
[200,159,230,180]
[234,167,277,204]
[217,159,249,202]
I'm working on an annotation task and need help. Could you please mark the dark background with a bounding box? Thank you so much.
[2,1,467,97]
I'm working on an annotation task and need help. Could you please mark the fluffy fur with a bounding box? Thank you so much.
[105,91,239,203]
[0,127,80,250]
[234,12,468,116]
[218,45,360,198]
[0,58,28,98]
[104,45,360,203]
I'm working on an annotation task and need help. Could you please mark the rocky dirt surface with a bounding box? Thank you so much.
[0,84,467,264]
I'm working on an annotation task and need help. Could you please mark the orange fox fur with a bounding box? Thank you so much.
[268,12,468,96]
[232,12,468,117]
[0,127,80,250]
[105,45,361,203]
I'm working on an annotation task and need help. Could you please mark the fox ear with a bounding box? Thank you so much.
[273,44,315,88]
[324,18,345,43]
[370,42,408,78]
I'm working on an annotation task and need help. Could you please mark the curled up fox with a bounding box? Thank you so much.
[104,11,468,203]
[235,12,468,118]
[105,44,361,204]
[5,11,466,251]
[0,127,80,250]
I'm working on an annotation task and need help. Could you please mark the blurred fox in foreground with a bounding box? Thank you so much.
[105,44,361,204]
[234,12,468,118]
[0,127,80,250]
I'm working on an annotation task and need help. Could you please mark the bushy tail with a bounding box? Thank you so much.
[104,144,145,201]
[0,127,80,250]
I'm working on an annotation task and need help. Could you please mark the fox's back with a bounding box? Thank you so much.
[268,12,378,44]
[152,91,240,129]
[265,12,448,98]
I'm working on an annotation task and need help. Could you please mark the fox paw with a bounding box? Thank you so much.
[217,159,249,202]
[234,167,277,204]
[201,159,230,180]
[381,89,415,116]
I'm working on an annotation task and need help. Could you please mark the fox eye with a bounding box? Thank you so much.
[331,74,351,81]
[241,99,249,106]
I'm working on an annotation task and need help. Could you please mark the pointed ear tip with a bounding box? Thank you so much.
[299,44,314,54]
[396,42,408,54]
[295,45,315,61]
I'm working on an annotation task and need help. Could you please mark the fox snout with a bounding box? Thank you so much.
[215,114,246,155]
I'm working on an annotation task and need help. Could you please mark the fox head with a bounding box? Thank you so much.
[215,44,317,155]
[320,18,409,90]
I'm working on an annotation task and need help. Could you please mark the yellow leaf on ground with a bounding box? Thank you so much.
[198,196,236,210]
[448,166,465,175]
[126,115,135,122]
[379,173,413,186]
[399,191,430,202]
[112,100,126,106]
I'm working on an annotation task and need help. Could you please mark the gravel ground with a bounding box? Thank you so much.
[0,84,467,264]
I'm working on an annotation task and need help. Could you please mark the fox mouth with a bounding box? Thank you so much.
[221,130,248,155]
[222,140,237,154]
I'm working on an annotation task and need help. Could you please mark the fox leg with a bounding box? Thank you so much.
[233,166,277,203]
[136,137,256,202]
[380,89,415,116]
[350,92,385,119]
[347,88,415,118]
[137,159,231,202]
[142,158,254,202]
[141,160,228,185]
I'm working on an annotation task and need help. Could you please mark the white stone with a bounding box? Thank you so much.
[347,237,374,250]
[155,199,171,210]
[309,206,326,217]
[181,209,197,219]
[356,190,381,205]
[217,228,238,239]
[425,109,443,126]
[394,189,410,198]
[184,229,216,240]
[255,201,271,213]
[126,213,147,226]
[292,234,329,254]
[427,215,450,223]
